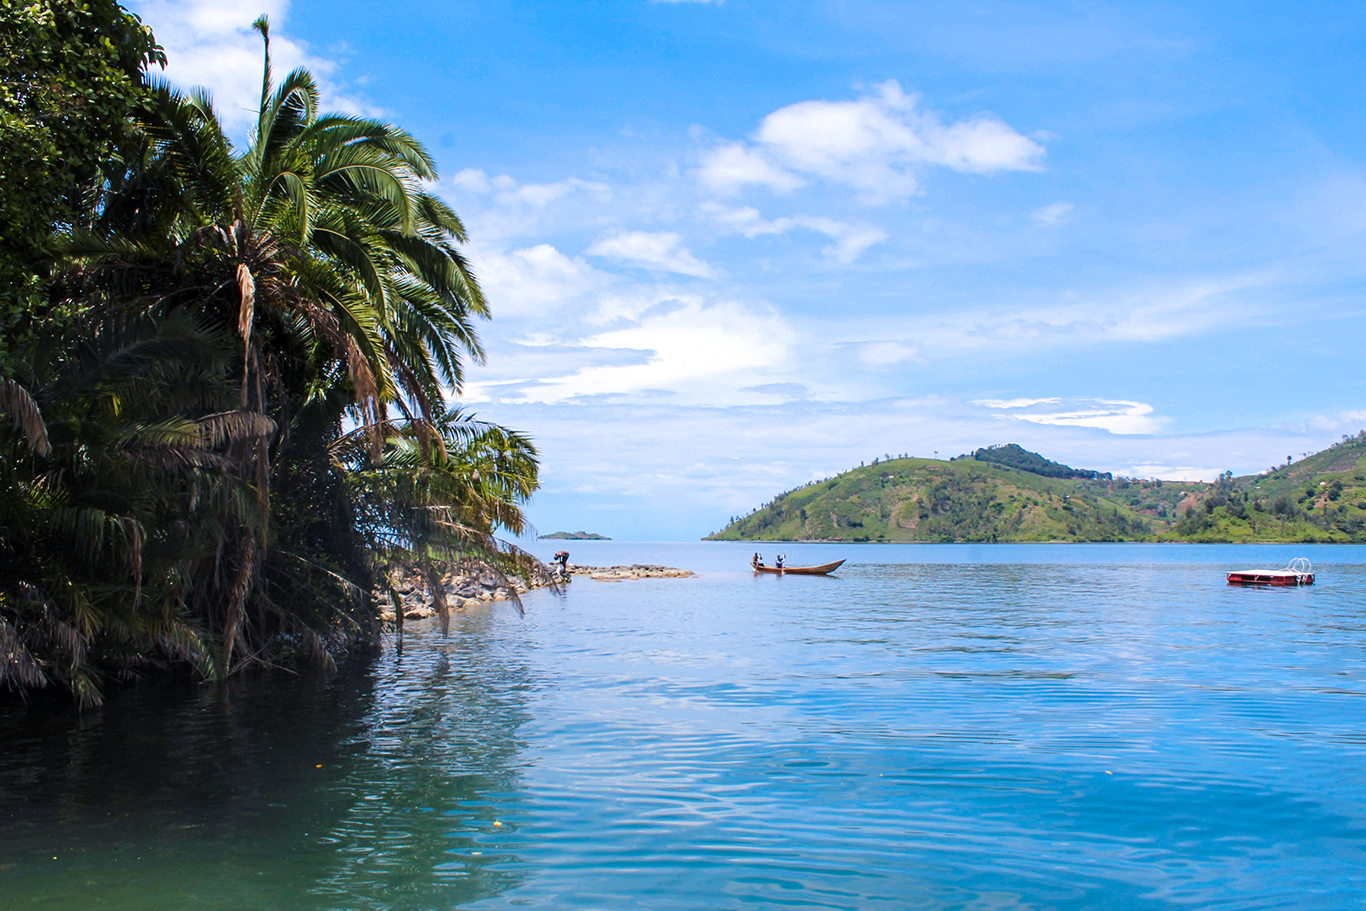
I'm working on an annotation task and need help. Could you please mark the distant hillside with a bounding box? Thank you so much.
[706,435,1366,543]
[539,531,611,540]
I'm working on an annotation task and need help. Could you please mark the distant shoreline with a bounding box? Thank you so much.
[706,538,1348,544]
[708,437,1366,545]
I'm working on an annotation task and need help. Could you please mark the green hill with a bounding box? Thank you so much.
[706,433,1366,543]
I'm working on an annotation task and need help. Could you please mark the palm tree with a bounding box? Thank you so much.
[77,19,507,666]
[0,313,251,705]
[1,19,537,704]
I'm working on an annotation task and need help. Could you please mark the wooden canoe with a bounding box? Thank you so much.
[752,559,845,576]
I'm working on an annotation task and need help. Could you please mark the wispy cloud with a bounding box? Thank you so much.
[843,271,1280,364]
[977,397,1161,435]
[451,169,612,209]
[586,231,718,278]
[857,341,922,367]
[704,204,887,262]
[1306,410,1366,436]
[493,394,1334,538]
[1031,201,1075,226]
[504,296,793,405]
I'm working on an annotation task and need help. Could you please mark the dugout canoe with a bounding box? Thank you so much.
[751,559,845,576]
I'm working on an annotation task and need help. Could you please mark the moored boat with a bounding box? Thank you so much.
[1227,557,1314,586]
[752,559,845,576]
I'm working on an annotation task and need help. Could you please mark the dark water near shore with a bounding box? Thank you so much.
[3,542,1366,909]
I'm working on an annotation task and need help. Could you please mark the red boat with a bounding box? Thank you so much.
[1227,558,1314,586]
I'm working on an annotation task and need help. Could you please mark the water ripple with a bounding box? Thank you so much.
[3,544,1366,909]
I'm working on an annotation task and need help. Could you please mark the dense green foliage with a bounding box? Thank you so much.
[708,436,1366,543]
[0,0,163,374]
[963,443,1111,480]
[0,14,538,706]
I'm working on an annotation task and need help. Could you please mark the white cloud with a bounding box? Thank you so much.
[129,0,374,133]
[850,272,1277,360]
[452,169,612,208]
[706,80,1045,202]
[704,204,886,262]
[498,297,794,405]
[698,142,805,195]
[486,393,1343,538]
[586,231,718,278]
[473,243,611,318]
[857,341,922,367]
[446,170,618,249]
[1127,464,1222,482]
[1306,411,1366,436]
[795,216,889,263]
[978,397,1161,435]
[450,168,494,194]
[1032,201,1075,226]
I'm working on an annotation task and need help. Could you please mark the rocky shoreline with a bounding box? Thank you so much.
[378,562,694,621]
[566,563,695,582]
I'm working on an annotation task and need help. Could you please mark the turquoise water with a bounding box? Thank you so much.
[3,542,1366,909]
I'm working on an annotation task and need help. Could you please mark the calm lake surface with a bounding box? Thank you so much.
[4,542,1366,909]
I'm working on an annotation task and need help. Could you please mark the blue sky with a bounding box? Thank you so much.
[130,0,1366,539]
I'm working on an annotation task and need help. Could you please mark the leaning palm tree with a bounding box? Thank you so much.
[339,404,541,635]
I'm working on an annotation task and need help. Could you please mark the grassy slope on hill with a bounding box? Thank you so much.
[1166,433,1366,542]
[706,433,1366,543]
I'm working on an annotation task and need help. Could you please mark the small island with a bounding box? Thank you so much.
[539,531,612,540]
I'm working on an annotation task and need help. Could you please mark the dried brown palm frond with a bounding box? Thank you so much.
[0,379,50,456]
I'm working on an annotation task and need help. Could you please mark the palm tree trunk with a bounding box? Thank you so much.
[221,532,255,674]
[422,560,450,635]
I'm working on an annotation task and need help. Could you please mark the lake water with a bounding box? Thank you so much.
[3,542,1366,909]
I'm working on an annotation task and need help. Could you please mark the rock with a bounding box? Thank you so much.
[374,557,690,626]
[579,564,694,581]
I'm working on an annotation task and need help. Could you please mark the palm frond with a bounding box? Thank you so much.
[0,380,50,456]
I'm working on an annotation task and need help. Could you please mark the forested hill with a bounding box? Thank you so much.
[964,443,1111,480]
[706,435,1366,543]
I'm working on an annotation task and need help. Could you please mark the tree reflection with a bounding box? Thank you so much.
[0,609,533,910]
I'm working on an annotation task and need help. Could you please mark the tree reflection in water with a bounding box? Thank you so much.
[0,607,533,910]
